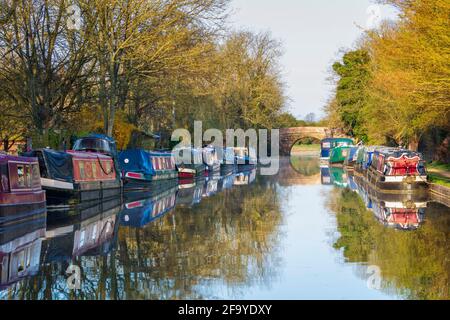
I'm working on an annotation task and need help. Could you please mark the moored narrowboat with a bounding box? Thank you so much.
[343,146,360,168]
[119,149,178,192]
[320,138,354,161]
[0,154,46,226]
[203,146,221,176]
[367,148,428,194]
[220,147,236,176]
[23,134,121,202]
[329,145,355,165]
[175,147,206,179]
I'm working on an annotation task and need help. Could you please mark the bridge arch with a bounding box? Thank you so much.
[279,127,332,156]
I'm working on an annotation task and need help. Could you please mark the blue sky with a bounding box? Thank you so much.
[231,0,398,120]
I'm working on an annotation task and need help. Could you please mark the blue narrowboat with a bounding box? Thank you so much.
[119,149,178,191]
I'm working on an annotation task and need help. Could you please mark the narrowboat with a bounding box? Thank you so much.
[220,147,237,176]
[366,148,428,194]
[202,146,221,176]
[320,138,354,161]
[24,134,121,202]
[0,225,44,290]
[343,146,360,168]
[329,145,355,165]
[120,187,177,228]
[0,154,47,226]
[175,147,206,179]
[119,150,178,192]
[234,147,257,172]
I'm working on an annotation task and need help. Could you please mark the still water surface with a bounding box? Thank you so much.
[1,156,449,300]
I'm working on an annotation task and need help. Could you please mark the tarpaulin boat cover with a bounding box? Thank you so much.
[24,149,74,182]
[119,150,173,176]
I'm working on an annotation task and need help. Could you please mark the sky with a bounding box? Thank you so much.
[231,0,399,120]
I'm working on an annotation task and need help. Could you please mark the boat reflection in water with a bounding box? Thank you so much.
[0,219,46,291]
[120,187,178,228]
[322,166,428,230]
[176,178,204,208]
[44,200,121,264]
[234,170,256,186]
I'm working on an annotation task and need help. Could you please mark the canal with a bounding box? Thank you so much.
[1,156,449,300]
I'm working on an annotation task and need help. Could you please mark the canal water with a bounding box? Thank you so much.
[0,156,449,300]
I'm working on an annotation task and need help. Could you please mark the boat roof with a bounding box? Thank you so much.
[321,138,354,143]
[0,153,38,164]
[66,150,113,159]
[82,133,116,143]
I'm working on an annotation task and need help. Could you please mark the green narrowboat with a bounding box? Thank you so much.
[329,145,354,165]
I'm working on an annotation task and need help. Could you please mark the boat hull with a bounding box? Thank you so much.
[0,191,46,227]
[178,165,206,179]
[364,167,428,194]
[42,178,121,203]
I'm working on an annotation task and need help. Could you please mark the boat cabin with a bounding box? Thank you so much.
[321,138,354,159]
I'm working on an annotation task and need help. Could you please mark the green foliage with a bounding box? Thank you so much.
[331,50,371,141]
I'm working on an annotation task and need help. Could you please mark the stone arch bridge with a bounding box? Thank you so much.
[279,127,335,156]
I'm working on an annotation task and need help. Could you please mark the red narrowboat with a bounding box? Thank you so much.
[24,134,122,203]
[366,148,428,194]
[0,154,46,226]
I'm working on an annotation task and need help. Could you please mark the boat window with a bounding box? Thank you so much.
[79,162,85,180]
[322,142,331,149]
[105,161,112,174]
[92,162,98,178]
[73,138,111,155]
[17,165,26,187]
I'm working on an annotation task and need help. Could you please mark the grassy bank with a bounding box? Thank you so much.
[427,162,450,188]
[291,144,320,153]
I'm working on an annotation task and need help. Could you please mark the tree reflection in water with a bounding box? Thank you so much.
[328,188,450,300]
[0,175,284,300]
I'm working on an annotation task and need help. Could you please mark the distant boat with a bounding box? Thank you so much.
[203,146,221,176]
[175,147,206,179]
[220,147,237,176]
[0,154,47,226]
[320,138,354,161]
[23,134,121,202]
[329,142,356,165]
[119,149,178,192]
